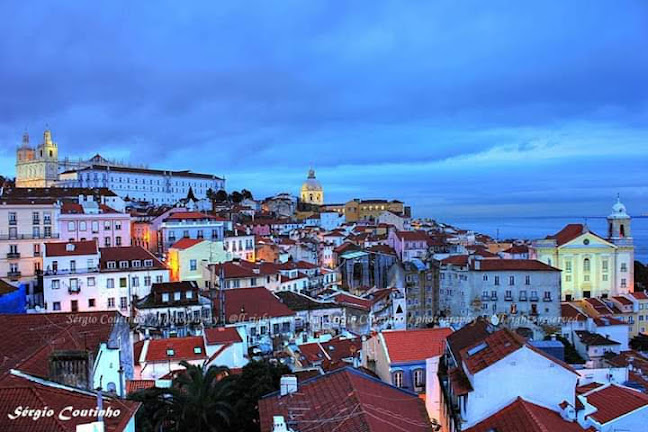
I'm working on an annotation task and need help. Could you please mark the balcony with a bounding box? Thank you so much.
[530,295,539,302]
[519,296,528,302]
[0,233,60,241]
[481,295,490,301]
[8,219,17,226]
[543,297,552,302]
[504,295,513,302]
[44,267,98,276]
[490,295,498,301]
[68,286,81,294]
[6,252,20,259]
[32,219,40,225]
[7,271,21,279]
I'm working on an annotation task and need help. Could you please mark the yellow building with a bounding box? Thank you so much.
[16,130,60,187]
[533,197,634,301]
[167,239,230,287]
[300,169,323,205]
[322,199,406,222]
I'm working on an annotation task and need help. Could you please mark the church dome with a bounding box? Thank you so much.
[609,195,629,219]
[301,169,322,192]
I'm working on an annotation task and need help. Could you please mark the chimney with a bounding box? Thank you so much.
[48,350,93,389]
[280,375,298,396]
[273,416,289,432]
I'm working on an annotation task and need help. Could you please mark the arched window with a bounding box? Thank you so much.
[393,371,403,388]
[413,369,425,387]
[584,258,591,272]
[620,224,625,237]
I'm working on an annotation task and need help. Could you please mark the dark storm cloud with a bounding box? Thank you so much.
[0,0,647,217]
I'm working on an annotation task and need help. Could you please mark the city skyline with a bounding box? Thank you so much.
[1,1,647,218]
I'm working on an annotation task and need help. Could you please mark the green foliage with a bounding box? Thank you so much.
[635,260,648,292]
[129,361,234,432]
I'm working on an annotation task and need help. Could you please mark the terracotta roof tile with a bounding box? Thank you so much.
[170,238,205,250]
[214,287,295,323]
[204,327,242,345]
[143,336,207,362]
[583,384,648,424]
[258,368,431,432]
[382,328,453,363]
[45,240,98,257]
[465,397,587,432]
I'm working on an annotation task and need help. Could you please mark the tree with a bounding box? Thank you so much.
[225,360,291,432]
[230,191,243,204]
[215,189,229,203]
[129,361,234,432]
[241,189,253,200]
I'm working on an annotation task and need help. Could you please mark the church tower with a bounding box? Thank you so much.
[607,195,632,240]
[607,195,634,294]
[15,129,60,187]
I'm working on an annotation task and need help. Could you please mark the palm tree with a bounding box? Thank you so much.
[130,361,234,432]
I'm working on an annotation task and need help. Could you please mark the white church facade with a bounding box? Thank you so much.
[532,197,634,300]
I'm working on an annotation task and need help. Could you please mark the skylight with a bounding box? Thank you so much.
[467,342,488,357]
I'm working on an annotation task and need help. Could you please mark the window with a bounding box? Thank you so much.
[104,221,111,230]
[108,297,115,308]
[565,260,572,273]
[88,299,96,308]
[71,300,78,312]
[132,260,141,268]
[52,280,60,290]
[621,279,627,288]
[413,369,424,387]
[132,277,139,287]
[509,276,515,286]
[115,236,122,246]
[186,290,193,299]
[525,275,530,285]
[144,276,151,286]
[69,279,79,292]
[119,261,128,269]
[621,263,628,273]
[583,258,591,272]
[166,349,175,357]
[494,276,500,286]
[43,212,51,225]
[602,274,608,282]
[156,275,164,283]
[193,347,202,354]
[482,275,488,281]
[174,291,181,301]
[144,259,153,267]
[87,277,96,286]
[120,278,127,288]
[602,260,609,272]
[70,260,76,273]
[190,260,197,271]
[505,290,512,300]
[393,371,403,388]
[107,261,116,269]
[115,221,122,230]
[33,226,40,238]
[53,302,61,311]
[79,221,87,231]
[92,221,99,233]
[119,297,127,309]
[107,278,114,288]
[162,293,170,302]
[183,230,190,238]
[544,291,552,301]
[68,221,76,231]
[34,244,40,257]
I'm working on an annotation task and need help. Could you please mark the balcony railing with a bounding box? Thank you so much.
[68,286,81,294]
[530,295,539,302]
[543,297,552,302]
[44,267,98,276]
[519,295,528,301]
[481,295,490,301]
[32,219,40,225]
[6,252,20,259]
[7,271,21,278]
[8,220,17,226]
[490,295,498,301]
[0,233,60,241]
[504,295,513,301]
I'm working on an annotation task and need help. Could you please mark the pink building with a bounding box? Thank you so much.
[58,196,132,248]
[388,230,430,261]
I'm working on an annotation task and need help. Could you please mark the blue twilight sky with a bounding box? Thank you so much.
[0,1,647,219]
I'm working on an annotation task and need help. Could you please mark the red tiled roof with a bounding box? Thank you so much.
[465,397,587,432]
[382,328,453,363]
[366,244,397,255]
[170,238,205,250]
[503,244,530,254]
[448,367,473,396]
[258,368,432,432]
[446,318,493,363]
[99,246,166,270]
[583,298,614,315]
[0,374,140,432]
[547,223,586,246]
[562,303,588,321]
[0,311,123,378]
[45,240,98,257]
[331,293,372,311]
[441,255,469,266]
[630,291,648,300]
[204,327,242,345]
[396,231,430,242]
[214,287,295,323]
[593,316,627,326]
[143,336,207,362]
[473,259,559,272]
[583,384,648,424]
[612,296,633,306]
[460,328,525,375]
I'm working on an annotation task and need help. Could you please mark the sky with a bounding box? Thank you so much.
[1,1,647,219]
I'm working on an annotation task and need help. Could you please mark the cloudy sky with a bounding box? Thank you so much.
[1,1,647,219]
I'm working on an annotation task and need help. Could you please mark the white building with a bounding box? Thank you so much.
[59,164,225,205]
[42,241,169,314]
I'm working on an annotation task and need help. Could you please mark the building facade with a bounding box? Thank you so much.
[533,198,634,300]
[15,130,59,187]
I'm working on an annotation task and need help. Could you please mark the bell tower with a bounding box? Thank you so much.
[607,195,631,240]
